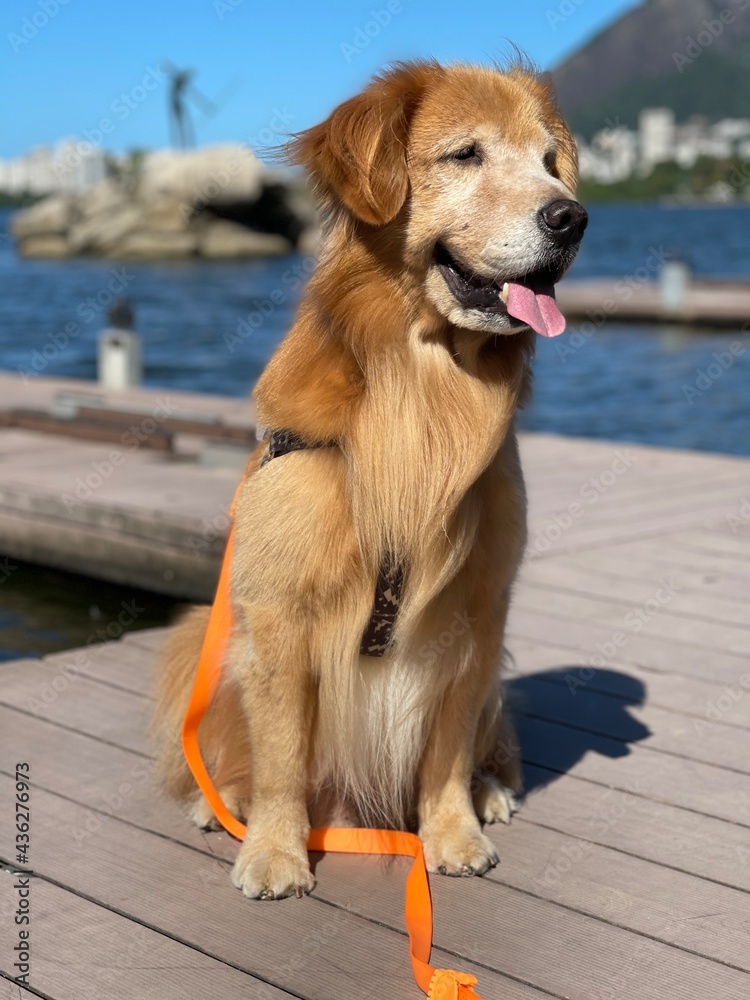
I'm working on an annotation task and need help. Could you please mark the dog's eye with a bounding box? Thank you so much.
[448,144,480,163]
[543,150,557,176]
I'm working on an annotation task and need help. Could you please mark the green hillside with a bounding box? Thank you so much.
[567,49,750,140]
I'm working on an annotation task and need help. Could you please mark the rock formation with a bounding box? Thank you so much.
[11,145,318,259]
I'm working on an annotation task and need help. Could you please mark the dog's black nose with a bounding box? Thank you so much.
[539,199,588,246]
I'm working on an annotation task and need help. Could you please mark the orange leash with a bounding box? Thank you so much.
[181,492,488,1000]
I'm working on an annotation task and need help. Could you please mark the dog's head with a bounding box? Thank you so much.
[288,60,586,338]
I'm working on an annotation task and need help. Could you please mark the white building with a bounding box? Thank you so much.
[577,126,639,183]
[576,109,750,185]
[638,108,676,175]
[0,141,108,195]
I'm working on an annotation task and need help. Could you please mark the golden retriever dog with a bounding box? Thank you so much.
[152,58,587,900]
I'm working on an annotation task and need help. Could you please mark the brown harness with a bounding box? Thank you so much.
[261,429,403,656]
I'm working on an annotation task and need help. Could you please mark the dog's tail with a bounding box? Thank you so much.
[150,604,253,822]
[150,605,213,802]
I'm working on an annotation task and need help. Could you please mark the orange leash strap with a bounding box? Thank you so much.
[181,506,488,1000]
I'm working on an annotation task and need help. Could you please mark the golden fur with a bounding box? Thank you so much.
[152,59,582,899]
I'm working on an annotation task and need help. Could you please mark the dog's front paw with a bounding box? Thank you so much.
[473,776,519,825]
[231,842,315,900]
[421,824,499,877]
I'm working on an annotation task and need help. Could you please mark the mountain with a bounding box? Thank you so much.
[551,0,750,138]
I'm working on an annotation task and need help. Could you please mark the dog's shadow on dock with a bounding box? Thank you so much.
[504,668,650,796]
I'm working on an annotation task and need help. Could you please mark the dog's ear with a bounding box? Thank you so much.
[286,61,441,225]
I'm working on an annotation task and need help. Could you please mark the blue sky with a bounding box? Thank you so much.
[1,0,641,158]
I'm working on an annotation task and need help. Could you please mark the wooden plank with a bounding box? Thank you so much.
[506,606,749,684]
[305,853,750,1000]
[531,546,750,601]
[526,492,750,558]
[10,648,750,825]
[670,528,750,559]
[315,820,750,974]
[521,763,750,892]
[511,585,750,655]
[0,504,222,602]
[556,276,750,325]
[487,821,750,971]
[537,475,750,527]
[556,534,750,584]
[42,640,158,698]
[0,777,552,1000]
[520,433,745,474]
[0,697,734,896]
[518,562,750,628]
[122,627,176,652]
[5,709,750,995]
[76,405,257,443]
[0,704,157,810]
[528,469,750,521]
[0,372,257,429]
[526,457,747,497]
[0,409,174,450]
[0,977,36,999]
[517,714,750,825]
[508,638,750,730]
[0,872,291,1000]
[524,457,707,498]
[508,668,750,772]
[0,659,149,755]
[4,698,750,973]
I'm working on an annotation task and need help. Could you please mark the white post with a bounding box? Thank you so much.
[98,328,142,389]
[98,298,142,389]
[660,259,690,316]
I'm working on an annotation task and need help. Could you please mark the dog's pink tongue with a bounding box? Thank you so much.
[506,282,566,338]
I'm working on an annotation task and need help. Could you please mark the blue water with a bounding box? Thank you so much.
[2,202,749,456]
[1,201,749,654]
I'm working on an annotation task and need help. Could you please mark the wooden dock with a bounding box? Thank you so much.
[2,372,750,601]
[1,421,749,998]
[557,277,750,327]
[0,373,254,599]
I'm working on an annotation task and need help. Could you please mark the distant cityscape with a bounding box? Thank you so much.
[0,140,111,197]
[577,109,750,200]
[3,107,750,204]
